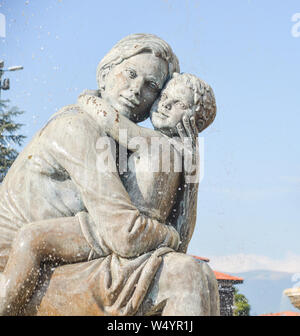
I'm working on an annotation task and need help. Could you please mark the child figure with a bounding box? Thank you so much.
[0,73,216,315]
[79,72,216,227]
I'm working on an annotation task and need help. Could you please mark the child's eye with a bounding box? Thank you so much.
[175,101,187,109]
[161,93,167,100]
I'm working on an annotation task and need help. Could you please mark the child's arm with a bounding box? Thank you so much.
[78,94,161,151]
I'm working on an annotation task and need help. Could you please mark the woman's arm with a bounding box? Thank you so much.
[169,113,200,253]
[176,181,199,253]
[77,94,161,151]
[43,113,180,258]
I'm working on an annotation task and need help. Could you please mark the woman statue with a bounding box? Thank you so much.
[0,34,219,316]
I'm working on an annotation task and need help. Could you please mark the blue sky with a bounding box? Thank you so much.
[0,0,299,272]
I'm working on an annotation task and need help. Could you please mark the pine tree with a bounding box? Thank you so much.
[233,286,251,316]
[0,99,26,182]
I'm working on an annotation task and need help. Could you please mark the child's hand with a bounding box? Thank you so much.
[176,114,199,183]
[77,94,117,125]
[78,89,101,98]
[176,114,198,147]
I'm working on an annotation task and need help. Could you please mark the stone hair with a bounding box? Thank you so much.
[172,72,217,132]
[97,33,180,91]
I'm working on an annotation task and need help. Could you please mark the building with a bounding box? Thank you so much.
[214,271,244,316]
[192,256,244,316]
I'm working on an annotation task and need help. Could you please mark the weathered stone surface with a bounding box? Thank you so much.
[0,34,218,316]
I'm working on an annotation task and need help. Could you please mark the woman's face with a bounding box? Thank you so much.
[101,53,168,122]
[150,78,195,135]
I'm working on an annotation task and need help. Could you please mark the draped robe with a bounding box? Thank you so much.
[0,105,194,315]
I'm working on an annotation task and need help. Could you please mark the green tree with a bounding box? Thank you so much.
[0,99,26,182]
[233,287,251,316]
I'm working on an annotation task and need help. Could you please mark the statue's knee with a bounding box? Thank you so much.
[14,225,40,254]
[201,262,218,285]
[178,254,202,275]
[163,253,204,287]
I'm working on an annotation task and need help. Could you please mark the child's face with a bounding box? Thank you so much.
[150,78,195,135]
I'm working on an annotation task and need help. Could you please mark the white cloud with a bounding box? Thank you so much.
[208,252,300,274]
[280,176,300,184]
[201,185,295,201]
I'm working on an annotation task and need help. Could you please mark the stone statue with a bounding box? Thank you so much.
[0,34,219,316]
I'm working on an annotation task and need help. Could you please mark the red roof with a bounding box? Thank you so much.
[191,256,243,282]
[259,311,300,316]
[213,271,244,282]
[192,255,210,262]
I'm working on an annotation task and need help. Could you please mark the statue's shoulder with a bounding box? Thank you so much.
[47,104,84,123]
[39,103,98,138]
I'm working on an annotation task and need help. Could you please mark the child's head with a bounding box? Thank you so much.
[150,73,216,136]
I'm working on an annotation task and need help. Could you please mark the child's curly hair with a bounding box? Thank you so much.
[172,72,217,132]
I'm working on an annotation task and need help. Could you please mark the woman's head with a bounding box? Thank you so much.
[97,34,180,122]
[150,73,217,136]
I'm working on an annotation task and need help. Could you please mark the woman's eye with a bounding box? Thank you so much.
[126,69,137,79]
[148,81,159,91]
